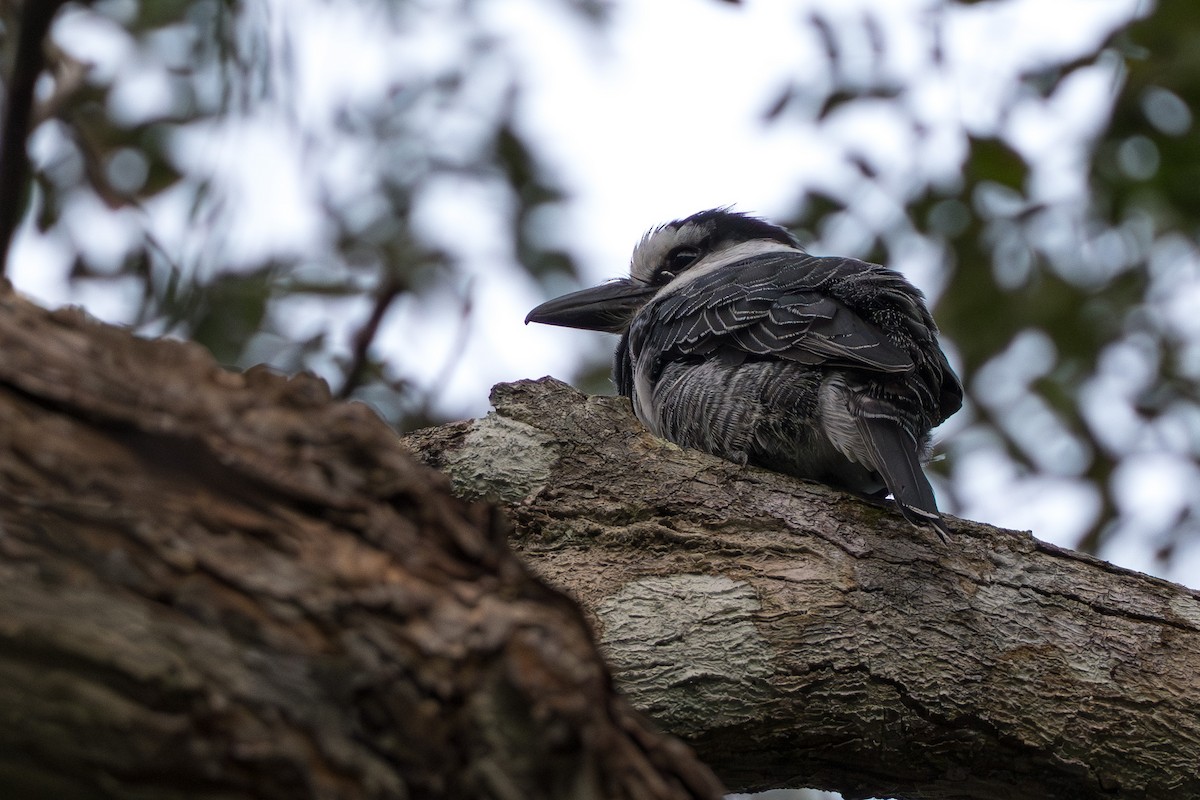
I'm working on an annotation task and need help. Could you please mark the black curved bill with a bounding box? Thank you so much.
[525,279,657,333]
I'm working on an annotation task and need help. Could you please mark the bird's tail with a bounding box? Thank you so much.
[855,397,951,541]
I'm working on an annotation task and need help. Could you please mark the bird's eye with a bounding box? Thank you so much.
[663,246,701,277]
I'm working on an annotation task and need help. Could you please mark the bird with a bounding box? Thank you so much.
[525,208,963,538]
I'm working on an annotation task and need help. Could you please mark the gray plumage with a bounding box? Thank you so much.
[526,209,962,537]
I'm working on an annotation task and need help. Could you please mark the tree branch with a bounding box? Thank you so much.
[404,377,1200,800]
[5,272,1196,800]
[0,0,70,275]
[0,288,724,800]
[336,276,404,400]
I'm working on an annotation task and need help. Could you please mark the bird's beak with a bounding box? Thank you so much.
[525,278,657,333]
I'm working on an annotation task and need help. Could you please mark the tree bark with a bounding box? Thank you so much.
[404,376,1200,800]
[0,287,724,800]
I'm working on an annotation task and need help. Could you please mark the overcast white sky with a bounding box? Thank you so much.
[411,0,1141,416]
[22,0,1199,586]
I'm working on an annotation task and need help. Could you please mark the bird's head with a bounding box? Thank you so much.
[525,208,800,333]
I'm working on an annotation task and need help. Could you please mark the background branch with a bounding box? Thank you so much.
[0,0,70,275]
[336,275,405,400]
[405,377,1200,800]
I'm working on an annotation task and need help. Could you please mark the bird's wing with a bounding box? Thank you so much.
[643,252,915,374]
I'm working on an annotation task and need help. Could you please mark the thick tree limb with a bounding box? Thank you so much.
[0,287,724,800]
[404,377,1200,800]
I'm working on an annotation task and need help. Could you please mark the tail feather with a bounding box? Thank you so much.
[854,398,951,542]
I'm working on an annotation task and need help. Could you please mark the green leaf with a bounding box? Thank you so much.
[964,137,1029,192]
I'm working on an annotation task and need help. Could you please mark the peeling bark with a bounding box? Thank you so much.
[404,377,1200,800]
[0,288,724,800]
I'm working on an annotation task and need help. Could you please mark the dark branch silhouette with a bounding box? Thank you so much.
[0,0,70,275]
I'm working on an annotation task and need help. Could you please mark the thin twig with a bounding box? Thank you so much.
[0,0,70,276]
[336,276,405,400]
[33,42,87,127]
[413,276,474,416]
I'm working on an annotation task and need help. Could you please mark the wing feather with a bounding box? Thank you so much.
[634,252,915,375]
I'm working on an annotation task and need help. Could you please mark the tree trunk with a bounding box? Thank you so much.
[0,288,724,800]
[404,377,1200,800]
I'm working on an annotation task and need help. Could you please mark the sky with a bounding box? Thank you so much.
[19,0,1200,586]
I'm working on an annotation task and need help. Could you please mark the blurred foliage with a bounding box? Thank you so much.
[772,0,1200,558]
[6,0,1200,560]
[11,0,582,431]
